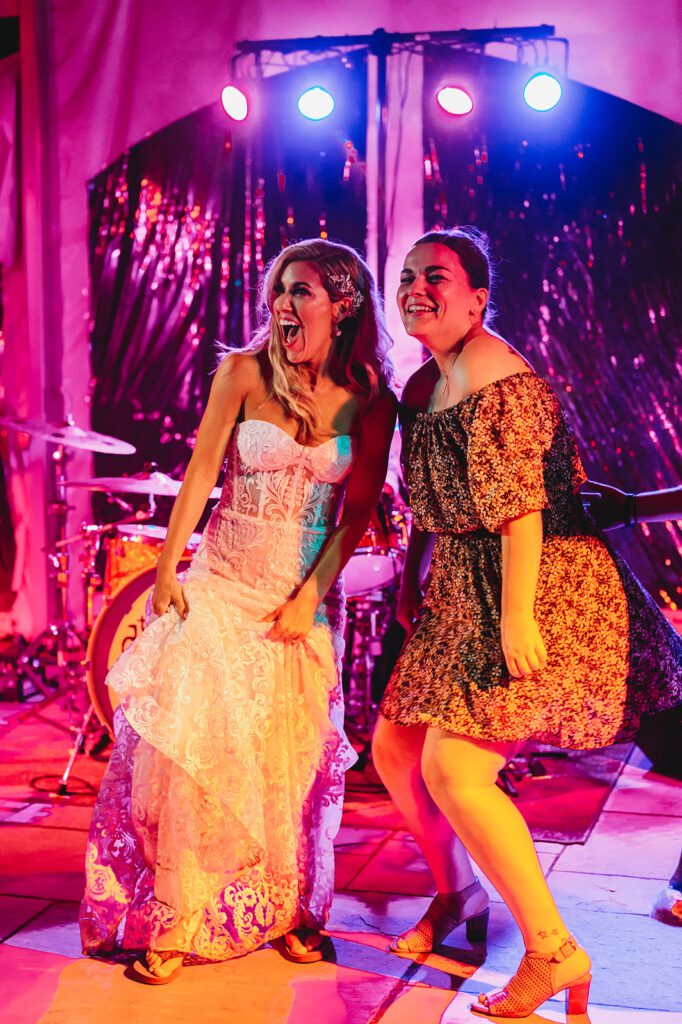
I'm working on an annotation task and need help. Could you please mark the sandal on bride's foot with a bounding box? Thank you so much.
[131,948,187,985]
[389,879,490,958]
[470,935,592,1019]
[276,927,332,964]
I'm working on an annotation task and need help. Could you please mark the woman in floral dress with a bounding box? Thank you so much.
[373,227,682,1019]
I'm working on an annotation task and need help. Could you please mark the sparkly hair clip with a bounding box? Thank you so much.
[327,271,364,315]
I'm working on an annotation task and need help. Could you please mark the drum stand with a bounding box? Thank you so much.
[15,445,84,699]
[344,590,397,770]
[49,504,156,795]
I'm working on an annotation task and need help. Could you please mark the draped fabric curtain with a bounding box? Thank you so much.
[0,55,19,618]
[423,47,682,602]
[88,56,367,524]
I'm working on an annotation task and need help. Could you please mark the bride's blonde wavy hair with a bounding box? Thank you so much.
[240,238,393,443]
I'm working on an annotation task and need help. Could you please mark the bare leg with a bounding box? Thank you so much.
[421,729,570,954]
[372,715,474,892]
[373,715,490,952]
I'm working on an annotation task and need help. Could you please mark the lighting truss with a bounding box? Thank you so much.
[229,26,569,290]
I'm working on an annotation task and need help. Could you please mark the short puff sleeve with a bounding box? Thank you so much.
[467,374,562,533]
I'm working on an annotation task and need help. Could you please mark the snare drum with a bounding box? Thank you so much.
[344,547,403,597]
[104,523,201,595]
[86,560,191,735]
[344,491,408,598]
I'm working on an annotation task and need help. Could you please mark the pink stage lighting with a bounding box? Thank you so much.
[436,86,474,116]
[221,85,249,122]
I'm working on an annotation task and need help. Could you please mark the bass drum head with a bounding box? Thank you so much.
[86,560,191,737]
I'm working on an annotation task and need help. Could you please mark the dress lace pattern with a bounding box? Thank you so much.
[79,420,357,960]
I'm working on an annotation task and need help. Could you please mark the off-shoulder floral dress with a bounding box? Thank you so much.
[380,371,682,749]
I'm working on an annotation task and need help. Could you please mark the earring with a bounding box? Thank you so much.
[333,322,342,337]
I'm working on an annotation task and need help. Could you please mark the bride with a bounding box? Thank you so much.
[79,238,396,983]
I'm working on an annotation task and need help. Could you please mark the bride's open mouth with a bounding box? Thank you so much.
[280,320,304,350]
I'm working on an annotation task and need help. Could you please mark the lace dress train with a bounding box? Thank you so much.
[79,420,357,960]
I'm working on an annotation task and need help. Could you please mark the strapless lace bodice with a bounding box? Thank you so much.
[217,419,355,529]
[192,419,356,608]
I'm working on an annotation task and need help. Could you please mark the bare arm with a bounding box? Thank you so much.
[584,480,682,530]
[396,524,435,630]
[152,354,256,616]
[500,510,547,677]
[265,392,398,639]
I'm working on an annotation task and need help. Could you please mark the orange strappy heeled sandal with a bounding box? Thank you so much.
[470,935,591,1019]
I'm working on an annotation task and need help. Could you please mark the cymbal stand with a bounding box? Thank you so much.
[16,444,84,697]
[50,502,156,794]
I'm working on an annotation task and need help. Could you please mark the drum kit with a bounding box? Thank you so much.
[1,413,410,793]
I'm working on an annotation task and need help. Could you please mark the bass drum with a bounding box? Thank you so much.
[85,560,192,737]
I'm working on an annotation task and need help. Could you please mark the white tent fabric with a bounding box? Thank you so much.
[2,0,681,633]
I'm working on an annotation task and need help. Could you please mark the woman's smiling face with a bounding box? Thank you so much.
[272,261,342,370]
[397,242,487,349]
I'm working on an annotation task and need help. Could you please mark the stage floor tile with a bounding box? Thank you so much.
[334,852,374,889]
[548,870,668,916]
[25,946,458,1024]
[0,945,71,1024]
[442,994,682,1023]
[0,894,51,942]
[604,764,682,817]
[0,824,86,900]
[334,824,392,854]
[343,833,437,896]
[0,799,93,830]
[554,811,680,878]
[6,900,82,959]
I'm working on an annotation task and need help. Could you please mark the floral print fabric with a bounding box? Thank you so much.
[79,419,357,960]
[381,372,682,748]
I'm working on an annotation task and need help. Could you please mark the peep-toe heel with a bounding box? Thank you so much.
[471,934,592,1019]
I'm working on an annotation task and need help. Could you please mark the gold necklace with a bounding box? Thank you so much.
[440,345,463,399]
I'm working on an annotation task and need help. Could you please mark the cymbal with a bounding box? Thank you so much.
[67,471,222,500]
[0,416,136,455]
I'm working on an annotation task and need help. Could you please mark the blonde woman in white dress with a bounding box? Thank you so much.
[79,239,396,983]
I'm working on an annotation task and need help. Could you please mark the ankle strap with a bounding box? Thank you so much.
[552,936,578,962]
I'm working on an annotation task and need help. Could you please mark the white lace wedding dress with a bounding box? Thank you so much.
[79,419,357,960]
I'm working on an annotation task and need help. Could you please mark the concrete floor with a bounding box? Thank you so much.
[0,704,681,1024]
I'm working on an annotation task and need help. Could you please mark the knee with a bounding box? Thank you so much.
[421,745,483,809]
[371,725,401,782]
[421,747,455,804]
[422,739,502,809]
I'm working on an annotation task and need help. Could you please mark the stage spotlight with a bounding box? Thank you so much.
[221,85,249,121]
[523,73,562,112]
[297,86,335,121]
[436,86,474,116]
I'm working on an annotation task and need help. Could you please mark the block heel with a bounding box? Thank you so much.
[465,908,490,944]
[565,973,592,1016]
